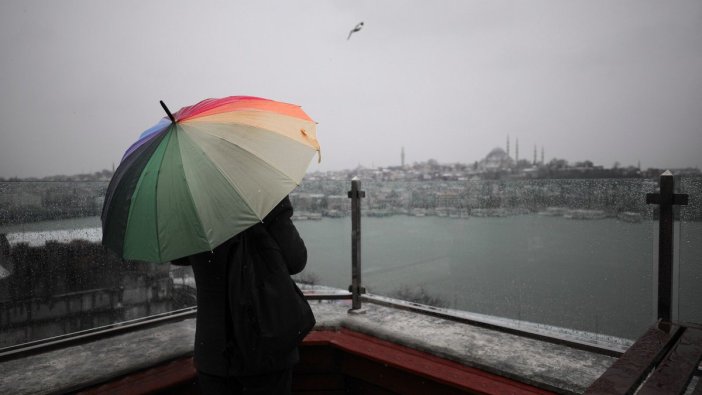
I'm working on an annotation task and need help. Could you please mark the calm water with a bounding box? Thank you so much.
[3,215,701,340]
[296,215,702,340]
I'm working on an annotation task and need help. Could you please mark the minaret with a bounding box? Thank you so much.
[533,145,537,165]
[515,138,519,163]
[506,135,510,158]
[541,146,545,164]
[401,146,405,167]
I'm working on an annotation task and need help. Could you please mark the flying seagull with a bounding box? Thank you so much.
[348,22,364,40]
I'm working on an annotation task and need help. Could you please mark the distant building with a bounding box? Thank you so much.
[435,191,461,208]
[533,145,537,165]
[289,193,326,211]
[506,135,510,158]
[479,147,513,171]
[326,195,350,212]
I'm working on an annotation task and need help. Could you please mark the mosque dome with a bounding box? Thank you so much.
[480,147,513,170]
[486,147,509,160]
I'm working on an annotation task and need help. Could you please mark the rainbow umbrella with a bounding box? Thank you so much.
[101,96,320,263]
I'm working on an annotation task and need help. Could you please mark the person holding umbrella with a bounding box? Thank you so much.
[172,194,312,394]
[101,96,320,394]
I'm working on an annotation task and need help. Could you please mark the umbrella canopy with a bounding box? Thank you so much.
[102,96,320,263]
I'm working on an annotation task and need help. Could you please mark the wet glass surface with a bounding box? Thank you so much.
[297,178,661,341]
[678,176,702,324]
[2,176,700,348]
[0,181,196,348]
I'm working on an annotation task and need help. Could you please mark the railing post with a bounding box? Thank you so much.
[646,170,688,322]
[348,177,366,313]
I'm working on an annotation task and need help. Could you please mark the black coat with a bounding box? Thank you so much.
[172,196,308,376]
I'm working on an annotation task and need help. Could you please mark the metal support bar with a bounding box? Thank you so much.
[646,170,688,322]
[0,306,197,362]
[348,177,366,312]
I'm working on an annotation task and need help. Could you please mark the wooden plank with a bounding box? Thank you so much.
[325,329,553,395]
[342,353,466,395]
[585,322,682,395]
[75,356,196,395]
[638,327,702,395]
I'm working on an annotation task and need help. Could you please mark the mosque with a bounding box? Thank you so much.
[478,135,544,172]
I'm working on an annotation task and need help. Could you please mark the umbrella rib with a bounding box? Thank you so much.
[209,141,281,220]
[180,130,266,229]
[205,133,302,221]
[181,185,214,251]
[152,131,173,263]
[119,126,174,262]
[173,128,215,251]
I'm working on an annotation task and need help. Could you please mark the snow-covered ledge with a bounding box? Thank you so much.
[0,293,618,394]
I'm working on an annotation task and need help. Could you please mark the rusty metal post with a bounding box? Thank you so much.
[348,177,366,312]
[646,170,688,322]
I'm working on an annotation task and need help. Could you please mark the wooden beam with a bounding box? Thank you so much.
[637,326,702,395]
[585,322,682,395]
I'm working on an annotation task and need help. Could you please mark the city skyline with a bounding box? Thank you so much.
[3,130,699,181]
[1,1,701,178]
[4,141,696,182]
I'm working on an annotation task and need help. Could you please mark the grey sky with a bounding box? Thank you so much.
[1,0,701,178]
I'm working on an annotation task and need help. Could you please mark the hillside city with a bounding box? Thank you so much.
[294,145,701,221]
[1,143,700,224]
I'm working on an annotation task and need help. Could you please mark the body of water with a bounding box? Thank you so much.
[3,214,701,341]
[296,215,702,340]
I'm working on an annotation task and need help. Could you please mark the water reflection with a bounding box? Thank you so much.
[0,232,195,348]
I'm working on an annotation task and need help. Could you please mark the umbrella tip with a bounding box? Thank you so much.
[160,100,176,124]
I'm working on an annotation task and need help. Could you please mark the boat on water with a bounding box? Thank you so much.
[293,212,322,221]
[538,207,569,216]
[562,209,607,220]
[617,211,643,223]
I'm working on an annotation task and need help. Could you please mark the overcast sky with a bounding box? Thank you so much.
[1,0,701,178]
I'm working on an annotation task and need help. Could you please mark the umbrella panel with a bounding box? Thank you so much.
[102,126,170,257]
[177,127,262,255]
[182,121,316,187]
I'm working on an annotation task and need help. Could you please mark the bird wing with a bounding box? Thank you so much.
[348,22,363,40]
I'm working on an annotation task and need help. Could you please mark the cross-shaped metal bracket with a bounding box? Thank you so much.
[645,170,688,322]
[646,170,688,207]
[347,190,366,199]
